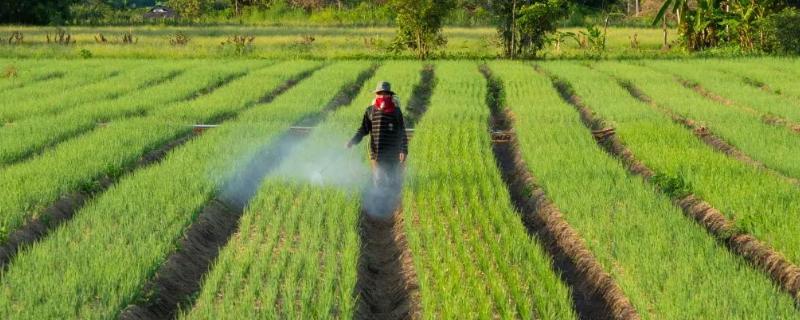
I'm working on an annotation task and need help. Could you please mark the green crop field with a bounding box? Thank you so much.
[0,56,799,319]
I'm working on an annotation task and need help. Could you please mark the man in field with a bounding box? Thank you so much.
[347,81,408,188]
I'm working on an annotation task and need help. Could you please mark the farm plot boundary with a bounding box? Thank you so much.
[548,73,800,304]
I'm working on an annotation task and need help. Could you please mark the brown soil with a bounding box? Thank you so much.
[118,199,241,320]
[618,80,800,187]
[355,209,420,320]
[483,66,638,320]
[550,75,800,305]
[119,64,378,319]
[0,131,195,270]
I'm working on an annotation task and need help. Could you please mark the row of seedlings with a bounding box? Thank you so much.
[492,61,798,318]
[706,59,800,99]
[542,61,800,305]
[0,61,254,166]
[576,60,800,264]
[0,60,124,108]
[0,62,365,319]
[0,61,183,123]
[0,60,67,92]
[597,62,800,179]
[182,61,424,319]
[648,60,800,128]
[0,61,310,252]
[401,61,576,319]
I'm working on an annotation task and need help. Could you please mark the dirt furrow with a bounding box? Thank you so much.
[618,80,800,186]
[482,66,637,320]
[676,77,800,134]
[548,75,800,304]
[354,66,434,320]
[119,65,378,320]
[0,132,196,269]
[355,208,420,320]
[404,65,435,127]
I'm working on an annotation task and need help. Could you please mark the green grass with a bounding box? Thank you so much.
[0,61,125,112]
[402,61,576,319]
[0,26,682,59]
[499,61,798,318]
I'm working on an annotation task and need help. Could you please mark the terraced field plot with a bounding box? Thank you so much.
[0,58,798,319]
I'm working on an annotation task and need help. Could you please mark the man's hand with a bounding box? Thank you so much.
[346,141,354,149]
[399,153,406,163]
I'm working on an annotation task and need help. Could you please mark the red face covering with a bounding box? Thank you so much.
[374,95,396,113]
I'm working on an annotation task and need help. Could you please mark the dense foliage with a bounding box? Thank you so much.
[488,0,569,58]
[389,0,455,58]
[0,0,76,24]
[762,8,800,54]
[652,0,799,52]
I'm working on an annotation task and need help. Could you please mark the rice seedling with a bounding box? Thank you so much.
[402,61,576,319]
[0,60,258,166]
[496,60,798,318]
[0,61,367,319]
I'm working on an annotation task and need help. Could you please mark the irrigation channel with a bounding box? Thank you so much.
[546,72,800,305]
[481,66,637,320]
[119,64,378,319]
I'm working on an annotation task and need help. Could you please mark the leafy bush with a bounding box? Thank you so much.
[762,8,800,54]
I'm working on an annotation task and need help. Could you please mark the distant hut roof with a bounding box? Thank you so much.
[143,6,179,19]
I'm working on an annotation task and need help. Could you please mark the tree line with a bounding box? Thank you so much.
[3,0,800,57]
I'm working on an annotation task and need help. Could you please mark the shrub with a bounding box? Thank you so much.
[762,8,800,54]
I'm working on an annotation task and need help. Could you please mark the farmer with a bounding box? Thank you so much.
[347,81,408,188]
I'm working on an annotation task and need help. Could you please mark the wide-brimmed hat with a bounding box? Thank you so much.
[374,81,395,95]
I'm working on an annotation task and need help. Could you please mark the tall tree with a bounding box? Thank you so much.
[489,0,568,58]
[389,0,456,59]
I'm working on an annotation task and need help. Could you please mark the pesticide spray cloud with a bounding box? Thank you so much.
[208,126,401,219]
[271,131,370,189]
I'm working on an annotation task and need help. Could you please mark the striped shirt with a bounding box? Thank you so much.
[350,97,408,162]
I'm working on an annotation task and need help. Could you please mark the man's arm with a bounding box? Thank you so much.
[348,107,372,148]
